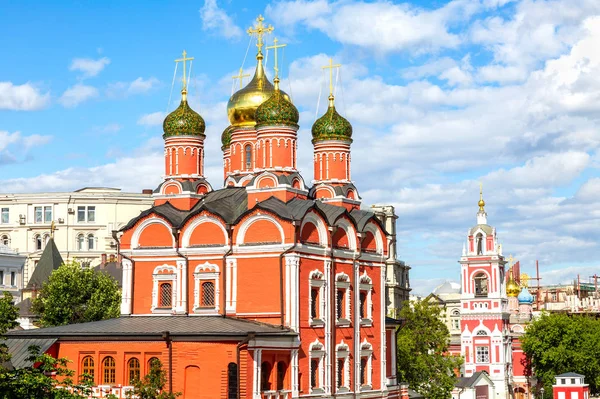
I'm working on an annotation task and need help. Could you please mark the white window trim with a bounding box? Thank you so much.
[336,341,351,392]
[475,346,489,363]
[309,340,326,394]
[309,270,325,327]
[151,265,178,313]
[360,340,373,391]
[77,205,96,223]
[359,272,373,326]
[33,205,53,224]
[335,272,351,326]
[192,262,220,314]
[1,207,9,224]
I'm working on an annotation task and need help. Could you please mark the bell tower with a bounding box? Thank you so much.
[459,186,511,399]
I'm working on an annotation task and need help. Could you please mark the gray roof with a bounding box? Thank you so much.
[25,238,63,290]
[434,281,461,295]
[15,297,36,318]
[556,372,585,378]
[6,316,296,340]
[456,371,492,388]
[469,224,493,235]
[93,262,123,287]
[4,338,57,368]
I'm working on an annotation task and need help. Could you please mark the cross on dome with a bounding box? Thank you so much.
[322,57,341,105]
[266,37,287,84]
[247,15,274,56]
[232,67,251,90]
[175,50,194,99]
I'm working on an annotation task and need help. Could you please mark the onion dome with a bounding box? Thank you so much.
[518,287,534,304]
[255,78,299,128]
[311,96,353,144]
[221,125,234,149]
[227,54,290,127]
[163,90,206,138]
[506,275,520,297]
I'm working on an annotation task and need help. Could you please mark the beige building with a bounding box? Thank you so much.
[426,281,462,348]
[0,244,26,303]
[0,187,153,285]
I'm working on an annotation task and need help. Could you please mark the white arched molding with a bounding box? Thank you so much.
[236,213,285,246]
[224,176,237,187]
[252,171,279,189]
[335,272,351,325]
[360,339,374,390]
[309,269,325,327]
[358,271,373,326]
[334,218,358,251]
[151,264,178,313]
[314,184,336,200]
[301,212,328,247]
[192,262,220,314]
[363,222,385,255]
[131,217,175,249]
[161,180,183,195]
[309,339,326,394]
[336,340,351,392]
[181,215,228,248]
[238,174,254,187]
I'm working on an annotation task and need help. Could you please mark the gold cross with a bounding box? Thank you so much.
[322,57,341,98]
[175,50,194,92]
[50,221,56,239]
[232,68,251,89]
[508,254,513,266]
[247,15,274,55]
[266,38,287,79]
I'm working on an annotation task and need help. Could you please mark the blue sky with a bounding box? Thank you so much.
[1,0,599,295]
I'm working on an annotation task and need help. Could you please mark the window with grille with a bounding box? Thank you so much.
[336,289,344,320]
[276,361,286,391]
[359,291,367,319]
[81,356,94,381]
[261,362,271,391]
[310,287,319,319]
[360,357,367,386]
[128,358,140,384]
[201,281,215,307]
[310,359,319,389]
[102,356,116,385]
[476,346,489,363]
[337,358,344,388]
[159,283,172,308]
[227,363,238,399]
[245,145,252,170]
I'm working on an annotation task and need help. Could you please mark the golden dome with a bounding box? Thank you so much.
[227,53,290,127]
[507,273,520,297]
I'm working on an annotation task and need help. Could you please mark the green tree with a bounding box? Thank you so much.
[127,359,180,399]
[32,262,121,327]
[397,299,463,399]
[521,312,600,398]
[0,292,19,365]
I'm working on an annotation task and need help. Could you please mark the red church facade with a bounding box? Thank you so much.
[7,16,401,399]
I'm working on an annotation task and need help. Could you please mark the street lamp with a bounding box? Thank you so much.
[540,387,545,399]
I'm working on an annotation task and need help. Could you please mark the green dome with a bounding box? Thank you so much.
[163,94,206,138]
[221,125,234,149]
[255,88,299,128]
[311,100,352,144]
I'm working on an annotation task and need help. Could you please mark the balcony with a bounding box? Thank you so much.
[261,390,292,399]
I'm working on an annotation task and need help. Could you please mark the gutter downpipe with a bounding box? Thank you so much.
[162,331,173,394]
[112,230,135,314]
[237,332,256,399]
[222,224,233,317]
[353,232,366,399]
[171,227,189,315]
[329,226,339,397]
[278,220,299,328]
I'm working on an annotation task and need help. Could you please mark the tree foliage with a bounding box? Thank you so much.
[32,262,121,327]
[0,292,19,365]
[126,359,180,399]
[396,300,463,399]
[521,312,600,397]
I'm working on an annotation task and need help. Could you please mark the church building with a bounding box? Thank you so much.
[7,16,402,399]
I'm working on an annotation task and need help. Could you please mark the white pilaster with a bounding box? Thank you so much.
[120,259,133,315]
[291,349,299,397]
[253,349,262,399]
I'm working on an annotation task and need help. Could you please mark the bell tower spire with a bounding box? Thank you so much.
[477,182,487,225]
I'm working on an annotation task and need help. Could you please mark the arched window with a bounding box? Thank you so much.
[261,361,271,391]
[245,144,252,170]
[474,272,488,297]
[276,361,286,391]
[43,234,49,246]
[476,330,488,336]
[227,363,238,399]
[147,357,160,372]
[159,282,172,308]
[1,235,9,246]
[476,233,483,255]
[359,292,367,319]
[360,357,368,386]
[81,356,94,381]
[35,234,42,251]
[102,356,116,385]
[77,234,85,251]
[201,281,215,307]
[128,358,140,384]
[88,234,95,250]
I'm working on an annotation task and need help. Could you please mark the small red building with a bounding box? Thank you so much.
[553,373,589,399]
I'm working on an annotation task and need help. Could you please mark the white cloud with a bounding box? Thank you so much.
[0,131,52,164]
[106,77,160,97]
[69,57,110,77]
[0,82,50,110]
[199,0,243,39]
[137,111,166,126]
[59,84,99,108]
